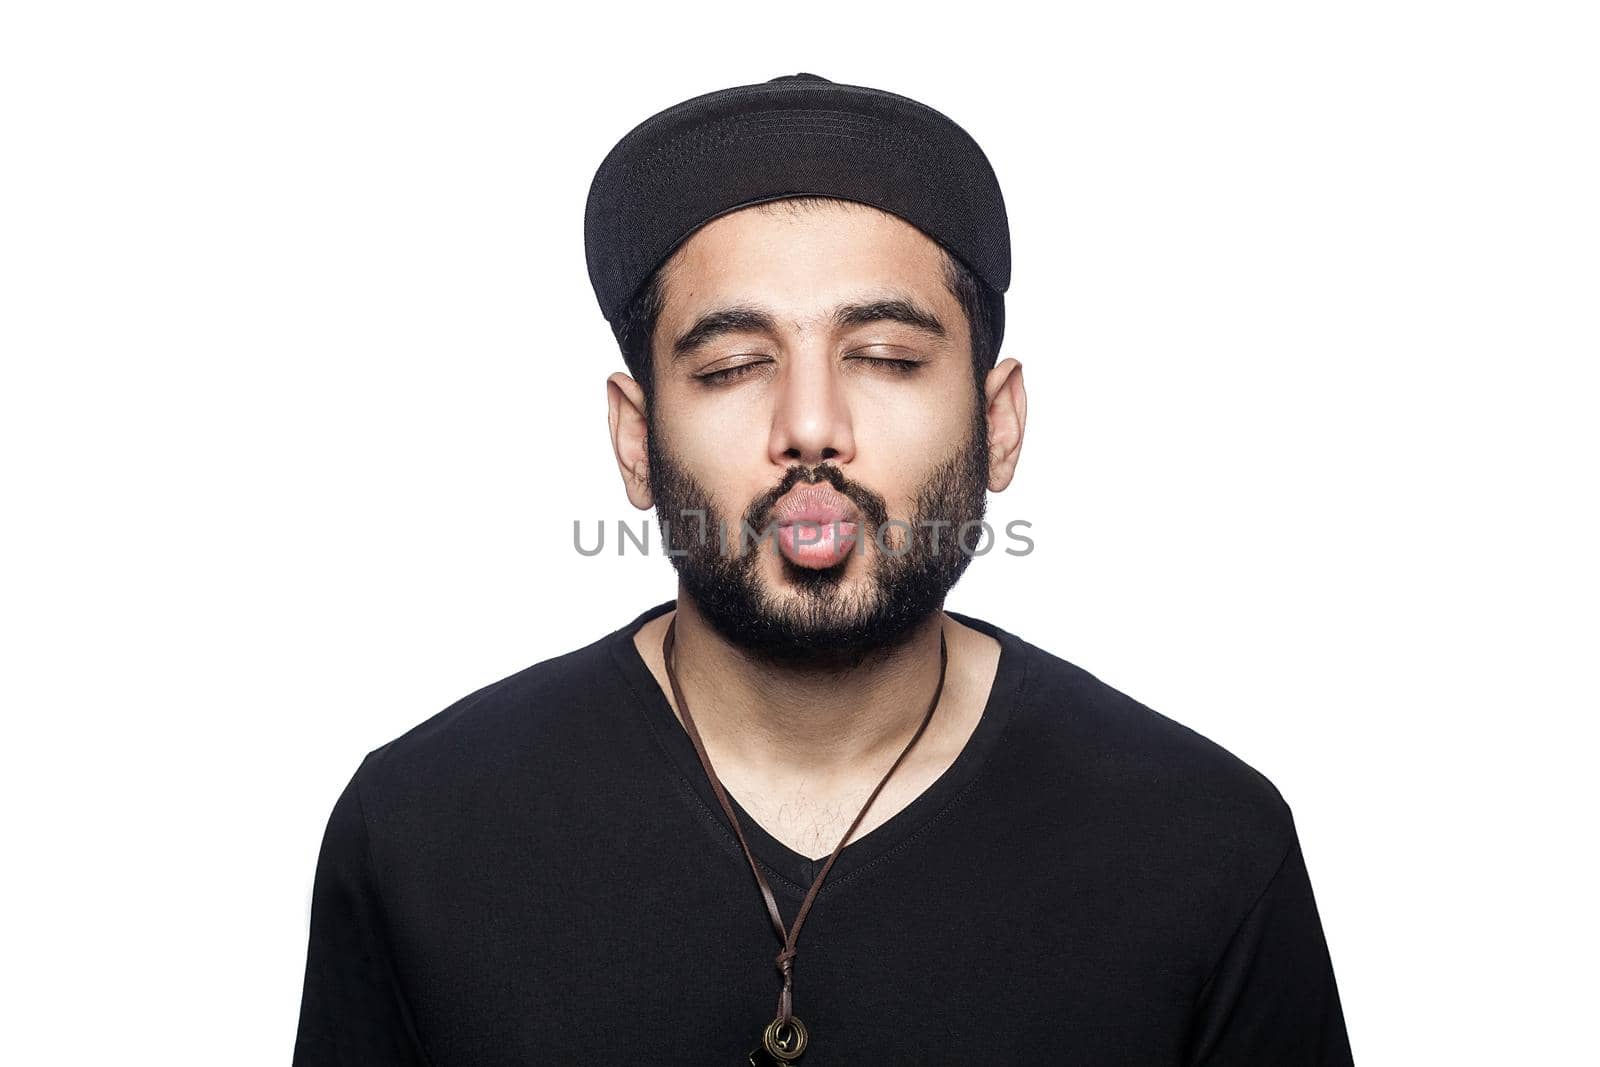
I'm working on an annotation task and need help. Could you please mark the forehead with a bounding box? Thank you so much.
[653,199,955,334]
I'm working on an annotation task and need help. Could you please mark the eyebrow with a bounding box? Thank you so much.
[670,296,947,362]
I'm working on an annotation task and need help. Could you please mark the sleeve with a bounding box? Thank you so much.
[292,760,432,1066]
[1185,831,1355,1066]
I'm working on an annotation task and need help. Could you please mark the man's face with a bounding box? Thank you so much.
[644,199,991,669]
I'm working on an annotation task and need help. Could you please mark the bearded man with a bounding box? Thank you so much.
[292,73,1354,1066]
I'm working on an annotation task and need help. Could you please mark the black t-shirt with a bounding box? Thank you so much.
[293,600,1353,1065]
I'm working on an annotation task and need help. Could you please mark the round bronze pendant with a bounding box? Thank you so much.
[762,1015,809,1061]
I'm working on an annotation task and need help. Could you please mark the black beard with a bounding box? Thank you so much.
[645,397,990,671]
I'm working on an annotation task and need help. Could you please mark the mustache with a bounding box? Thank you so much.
[744,463,890,533]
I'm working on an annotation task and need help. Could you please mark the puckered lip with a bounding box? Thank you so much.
[770,484,861,528]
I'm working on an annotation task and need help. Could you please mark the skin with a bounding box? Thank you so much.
[606,199,1028,860]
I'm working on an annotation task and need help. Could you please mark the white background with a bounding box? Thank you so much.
[3,2,1595,1062]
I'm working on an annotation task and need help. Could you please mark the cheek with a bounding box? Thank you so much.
[857,391,970,462]
[862,400,978,508]
[665,422,767,519]
[673,410,748,470]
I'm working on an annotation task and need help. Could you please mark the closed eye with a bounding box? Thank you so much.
[696,360,770,385]
[850,356,924,374]
[696,355,925,386]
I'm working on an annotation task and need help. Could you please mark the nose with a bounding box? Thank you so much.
[768,350,857,467]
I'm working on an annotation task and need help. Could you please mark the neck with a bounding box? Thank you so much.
[663,593,949,780]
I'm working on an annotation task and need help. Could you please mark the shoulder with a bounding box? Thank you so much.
[1001,627,1299,884]
[346,623,631,818]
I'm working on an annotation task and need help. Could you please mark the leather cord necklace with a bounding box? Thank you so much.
[661,614,950,1065]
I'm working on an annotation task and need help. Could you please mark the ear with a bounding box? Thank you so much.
[982,357,1027,492]
[606,372,654,510]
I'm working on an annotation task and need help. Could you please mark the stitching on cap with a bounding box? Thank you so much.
[617,109,961,178]
[620,110,887,172]
[624,125,981,231]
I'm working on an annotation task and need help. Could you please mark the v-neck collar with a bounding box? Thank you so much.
[606,598,1032,899]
